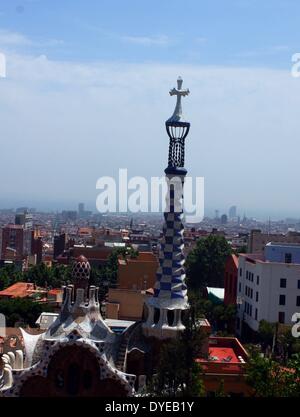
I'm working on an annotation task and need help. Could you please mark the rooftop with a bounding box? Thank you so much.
[0,282,35,298]
[266,241,300,249]
[196,336,248,375]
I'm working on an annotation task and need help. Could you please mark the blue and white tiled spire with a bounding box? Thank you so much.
[143,77,190,339]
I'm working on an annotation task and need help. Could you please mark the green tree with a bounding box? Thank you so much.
[258,320,275,349]
[188,290,236,333]
[0,264,24,290]
[0,297,54,327]
[246,350,300,397]
[23,262,72,288]
[146,303,206,397]
[104,246,139,287]
[186,235,232,290]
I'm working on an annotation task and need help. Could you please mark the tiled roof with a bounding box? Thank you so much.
[0,282,35,298]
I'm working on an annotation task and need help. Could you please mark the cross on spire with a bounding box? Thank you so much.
[168,76,190,123]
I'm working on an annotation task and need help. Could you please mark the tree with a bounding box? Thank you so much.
[188,290,236,333]
[246,350,300,397]
[23,262,72,288]
[0,264,24,290]
[186,235,232,291]
[145,301,206,397]
[0,297,54,327]
[104,246,139,287]
[258,320,276,349]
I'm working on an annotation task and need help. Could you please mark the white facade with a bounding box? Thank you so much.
[236,251,300,334]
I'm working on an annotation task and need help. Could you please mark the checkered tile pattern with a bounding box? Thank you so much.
[153,181,187,301]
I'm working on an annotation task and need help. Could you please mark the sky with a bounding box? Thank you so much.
[0,0,300,219]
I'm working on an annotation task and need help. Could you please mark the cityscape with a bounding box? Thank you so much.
[0,0,300,406]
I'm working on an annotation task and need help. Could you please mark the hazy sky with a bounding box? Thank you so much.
[0,0,300,219]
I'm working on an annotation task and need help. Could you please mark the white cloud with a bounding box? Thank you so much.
[238,45,292,58]
[0,29,33,46]
[0,28,64,48]
[0,51,300,216]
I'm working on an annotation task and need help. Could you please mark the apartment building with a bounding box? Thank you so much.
[236,242,300,336]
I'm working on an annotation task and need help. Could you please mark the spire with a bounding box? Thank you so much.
[142,77,190,339]
[165,77,190,169]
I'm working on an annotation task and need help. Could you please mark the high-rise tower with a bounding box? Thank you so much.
[143,77,190,339]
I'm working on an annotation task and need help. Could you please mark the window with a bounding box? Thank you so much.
[246,271,249,280]
[240,268,242,277]
[256,291,259,302]
[153,308,160,324]
[278,312,285,324]
[256,275,260,285]
[279,294,286,306]
[239,282,241,292]
[298,280,300,290]
[297,296,300,307]
[167,310,175,326]
[280,278,287,288]
[285,253,292,263]
[255,308,258,320]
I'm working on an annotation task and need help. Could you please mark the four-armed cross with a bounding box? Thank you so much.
[169,76,190,122]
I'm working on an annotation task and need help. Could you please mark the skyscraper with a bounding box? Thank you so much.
[78,202,84,216]
[229,205,237,219]
[53,233,66,259]
[1,225,24,260]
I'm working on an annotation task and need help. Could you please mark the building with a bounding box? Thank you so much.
[224,254,239,306]
[106,251,158,321]
[15,211,33,230]
[61,210,77,222]
[0,256,136,397]
[204,287,224,304]
[220,214,228,225]
[106,288,149,321]
[248,229,300,253]
[236,242,300,338]
[228,205,237,219]
[0,282,62,306]
[70,244,113,267]
[196,319,251,396]
[31,230,43,264]
[0,328,44,355]
[78,202,84,216]
[1,225,24,260]
[118,252,158,290]
[0,282,36,299]
[53,233,66,259]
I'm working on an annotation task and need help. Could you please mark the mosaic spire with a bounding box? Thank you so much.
[143,77,190,339]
